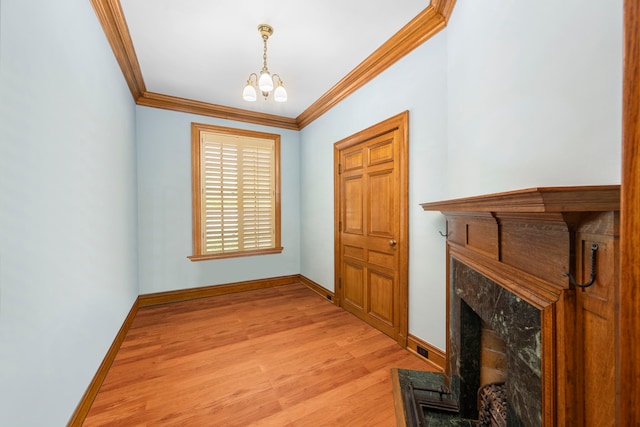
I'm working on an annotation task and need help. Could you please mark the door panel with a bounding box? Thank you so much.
[368,250,394,269]
[343,261,364,309]
[344,176,364,234]
[369,270,394,325]
[343,150,364,171]
[368,171,394,237]
[343,245,364,260]
[368,140,394,165]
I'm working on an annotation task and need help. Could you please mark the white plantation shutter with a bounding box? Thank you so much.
[201,132,276,254]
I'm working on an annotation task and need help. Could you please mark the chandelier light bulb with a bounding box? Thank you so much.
[274,80,287,103]
[242,80,257,102]
[258,71,273,93]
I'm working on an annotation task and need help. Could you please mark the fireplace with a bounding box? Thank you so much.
[393,186,620,426]
[451,260,541,425]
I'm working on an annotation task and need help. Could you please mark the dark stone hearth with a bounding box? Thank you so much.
[395,369,478,426]
[450,260,542,427]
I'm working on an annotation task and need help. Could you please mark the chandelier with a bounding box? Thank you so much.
[242,24,287,103]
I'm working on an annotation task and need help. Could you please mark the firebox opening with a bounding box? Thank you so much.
[478,321,508,426]
[453,260,542,427]
[480,321,507,385]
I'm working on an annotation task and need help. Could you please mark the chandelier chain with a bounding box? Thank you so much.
[262,36,269,72]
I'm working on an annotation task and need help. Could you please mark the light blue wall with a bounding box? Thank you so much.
[135,106,301,294]
[0,1,138,426]
[300,33,450,349]
[0,0,624,424]
[300,0,622,351]
[446,1,622,197]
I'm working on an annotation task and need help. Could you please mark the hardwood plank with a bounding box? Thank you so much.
[83,284,433,426]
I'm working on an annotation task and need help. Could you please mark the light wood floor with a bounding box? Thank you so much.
[83,283,434,426]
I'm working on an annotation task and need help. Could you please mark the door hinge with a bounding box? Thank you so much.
[339,221,342,232]
[338,163,342,174]
[338,277,342,289]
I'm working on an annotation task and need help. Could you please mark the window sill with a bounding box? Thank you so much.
[188,247,284,262]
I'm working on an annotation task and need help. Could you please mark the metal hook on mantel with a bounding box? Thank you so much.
[563,243,599,288]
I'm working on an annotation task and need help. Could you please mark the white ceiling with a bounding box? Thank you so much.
[119,0,429,118]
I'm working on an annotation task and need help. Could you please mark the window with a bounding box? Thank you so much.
[189,123,282,261]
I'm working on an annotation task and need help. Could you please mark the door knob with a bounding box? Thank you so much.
[389,239,397,247]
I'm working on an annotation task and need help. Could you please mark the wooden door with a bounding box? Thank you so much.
[334,112,409,345]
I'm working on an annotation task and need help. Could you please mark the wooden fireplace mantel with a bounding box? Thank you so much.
[421,186,620,308]
[420,185,620,213]
[421,185,620,426]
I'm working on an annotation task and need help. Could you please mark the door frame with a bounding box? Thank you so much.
[620,0,640,422]
[333,111,409,346]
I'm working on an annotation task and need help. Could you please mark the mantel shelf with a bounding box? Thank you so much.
[420,185,620,213]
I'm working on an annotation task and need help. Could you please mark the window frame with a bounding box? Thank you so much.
[188,122,282,261]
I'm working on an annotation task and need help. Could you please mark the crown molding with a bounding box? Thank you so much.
[90,0,146,99]
[138,92,300,130]
[90,0,455,130]
[295,0,455,129]
[432,0,456,23]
